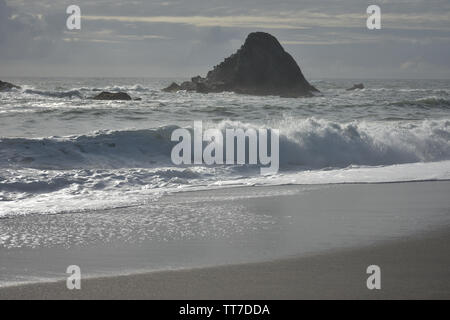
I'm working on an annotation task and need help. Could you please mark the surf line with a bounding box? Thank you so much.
[170,121,279,175]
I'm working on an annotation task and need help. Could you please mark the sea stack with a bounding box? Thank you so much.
[163,32,318,97]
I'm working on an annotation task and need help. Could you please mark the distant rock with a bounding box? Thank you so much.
[346,83,364,91]
[163,32,318,97]
[0,80,21,92]
[92,91,132,100]
[162,82,181,92]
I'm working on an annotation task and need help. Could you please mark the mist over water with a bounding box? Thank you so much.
[1,78,450,217]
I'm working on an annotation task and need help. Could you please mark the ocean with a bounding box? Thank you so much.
[1,78,449,218]
[1,78,450,286]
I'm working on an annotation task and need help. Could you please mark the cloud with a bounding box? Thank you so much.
[83,14,310,29]
[1,0,450,78]
[0,0,65,60]
[81,10,450,31]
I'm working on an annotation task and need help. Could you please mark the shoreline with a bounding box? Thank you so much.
[1,227,449,299]
[1,180,449,299]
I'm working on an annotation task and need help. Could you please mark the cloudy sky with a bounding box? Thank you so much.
[1,0,449,79]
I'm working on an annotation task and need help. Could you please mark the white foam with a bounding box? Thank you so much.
[1,118,449,170]
[241,161,450,186]
[1,161,449,218]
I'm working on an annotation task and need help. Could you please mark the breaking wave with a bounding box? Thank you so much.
[1,118,449,170]
[1,118,449,217]
[23,89,84,99]
[17,84,153,99]
[390,97,450,109]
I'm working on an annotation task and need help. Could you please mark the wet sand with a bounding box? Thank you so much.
[0,227,449,299]
[1,181,449,299]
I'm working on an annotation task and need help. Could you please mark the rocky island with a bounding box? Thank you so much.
[92,91,132,100]
[346,83,364,91]
[163,32,318,97]
[0,80,21,92]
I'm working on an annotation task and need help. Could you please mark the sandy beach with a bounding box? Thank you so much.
[1,181,449,300]
[0,227,449,300]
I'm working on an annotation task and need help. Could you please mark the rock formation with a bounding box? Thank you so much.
[92,91,132,100]
[346,83,364,91]
[163,32,318,97]
[0,80,21,92]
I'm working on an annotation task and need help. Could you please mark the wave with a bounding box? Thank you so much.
[19,84,152,99]
[0,126,178,169]
[23,89,84,99]
[88,84,152,92]
[390,97,450,109]
[1,118,449,217]
[0,166,203,199]
[1,118,449,170]
[2,160,449,217]
[215,118,450,168]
